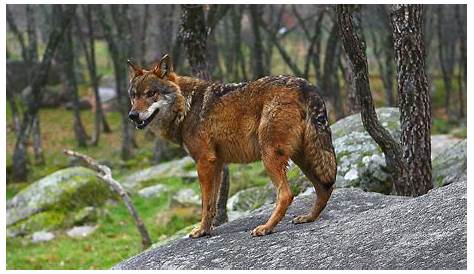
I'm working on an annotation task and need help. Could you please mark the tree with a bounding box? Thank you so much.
[179,4,211,80]
[97,4,135,160]
[391,4,432,195]
[436,6,456,121]
[11,5,76,182]
[249,5,266,79]
[455,5,466,119]
[59,16,89,147]
[338,4,432,196]
[337,5,412,196]
[179,4,229,226]
[75,5,111,146]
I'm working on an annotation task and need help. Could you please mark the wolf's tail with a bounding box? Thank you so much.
[300,84,337,186]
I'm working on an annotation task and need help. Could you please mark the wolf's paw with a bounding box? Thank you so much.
[251,224,273,237]
[189,226,211,238]
[292,214,317,224]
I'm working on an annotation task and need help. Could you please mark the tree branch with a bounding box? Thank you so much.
[63,149,152,250]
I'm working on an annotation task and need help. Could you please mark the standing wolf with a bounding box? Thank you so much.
[127,55,337,238]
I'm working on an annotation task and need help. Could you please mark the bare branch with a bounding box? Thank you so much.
[63,149,152,250]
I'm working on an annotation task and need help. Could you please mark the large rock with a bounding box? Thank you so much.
[330,108,464,194]
[6,167,112,235]
[331,108,400,194]
[113,178,466,270]
[122,157,197,192]
[432,139,466,187]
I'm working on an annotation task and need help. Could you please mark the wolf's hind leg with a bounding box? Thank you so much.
[251,148,294,237]
[292,153,335,224]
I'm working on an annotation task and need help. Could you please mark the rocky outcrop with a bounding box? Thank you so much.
[122,157,197,192]
[332,108,400,194]
[432,139,467,187]
[6,167,113,236]
[114,177,466,270]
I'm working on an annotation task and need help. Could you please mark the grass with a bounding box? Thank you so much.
[6,177,200,270]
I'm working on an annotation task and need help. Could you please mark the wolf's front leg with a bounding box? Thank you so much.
[189,155,222,238]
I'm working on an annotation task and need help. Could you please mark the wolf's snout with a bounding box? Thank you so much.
[128,110,140,122]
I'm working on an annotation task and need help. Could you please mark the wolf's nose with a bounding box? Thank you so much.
[128,110,139,122]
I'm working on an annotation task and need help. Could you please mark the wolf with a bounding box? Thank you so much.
[127,55,337,238]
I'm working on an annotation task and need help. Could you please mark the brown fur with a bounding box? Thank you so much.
[128,56,337,237]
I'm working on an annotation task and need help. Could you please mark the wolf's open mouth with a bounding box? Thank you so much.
[136,109,159,129]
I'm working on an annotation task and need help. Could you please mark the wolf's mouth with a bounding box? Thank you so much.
[136,109,159,129]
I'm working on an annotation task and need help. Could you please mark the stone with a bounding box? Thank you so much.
[430,135,462,159]
[122,157,197,192]
[331,108,400,194]
[227,184,275,213]
[432,139,467,187]
[113,177,466,270]
[31,231,55,243]
[170,189,200,208]
[138,185,169,199]
[66,225,98,238]
[6,167,112,235]
[330,108,463,194]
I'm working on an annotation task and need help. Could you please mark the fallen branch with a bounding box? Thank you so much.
[63,149,152,250]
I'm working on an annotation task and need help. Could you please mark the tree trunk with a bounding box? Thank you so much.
[26,5,45,165]
[179,4,211,80]
[12,5,76,182]
[391,4,432,196]
[455,5,466,119]
[436,6,453,121]
[61,23,89,148]
[322,19,344,119]
[337,4,412,196]
[76,5,111,146]
[31,115,45,165]
[231,6,247,81]
[249,5,266,79]
[341,54,359,114]
[97,5,134,160]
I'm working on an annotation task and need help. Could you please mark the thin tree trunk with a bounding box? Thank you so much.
[455,5,466,119]
[12,5,76,182]
[26,5,45,165]
[391,4,432,196]
[337,4,412,196]
[61,24,89,147]
[76,5,111,146]
[31,115,45,165]
[341,54,359,114]
[231,6,248,81]
[249,5,266,79]
[97,5,134,160]
[322,19,343,118]
[436,6,453,121]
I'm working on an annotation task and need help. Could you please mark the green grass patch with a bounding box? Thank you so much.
[6,181,199,270]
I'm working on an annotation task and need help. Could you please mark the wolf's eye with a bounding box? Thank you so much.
[314,113,327,125]
[146,90,156,98]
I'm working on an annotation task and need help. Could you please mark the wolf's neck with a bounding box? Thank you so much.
[175,75,211,99]
[158,75,210,145]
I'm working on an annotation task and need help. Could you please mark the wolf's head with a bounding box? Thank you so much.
[127,54,185,130]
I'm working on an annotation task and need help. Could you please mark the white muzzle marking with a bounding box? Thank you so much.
[139,100,168,121]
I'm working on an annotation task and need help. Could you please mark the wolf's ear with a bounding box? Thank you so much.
[127,59,143,77]
[153,54,173,79]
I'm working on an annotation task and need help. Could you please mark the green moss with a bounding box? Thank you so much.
[9,211,67,235]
